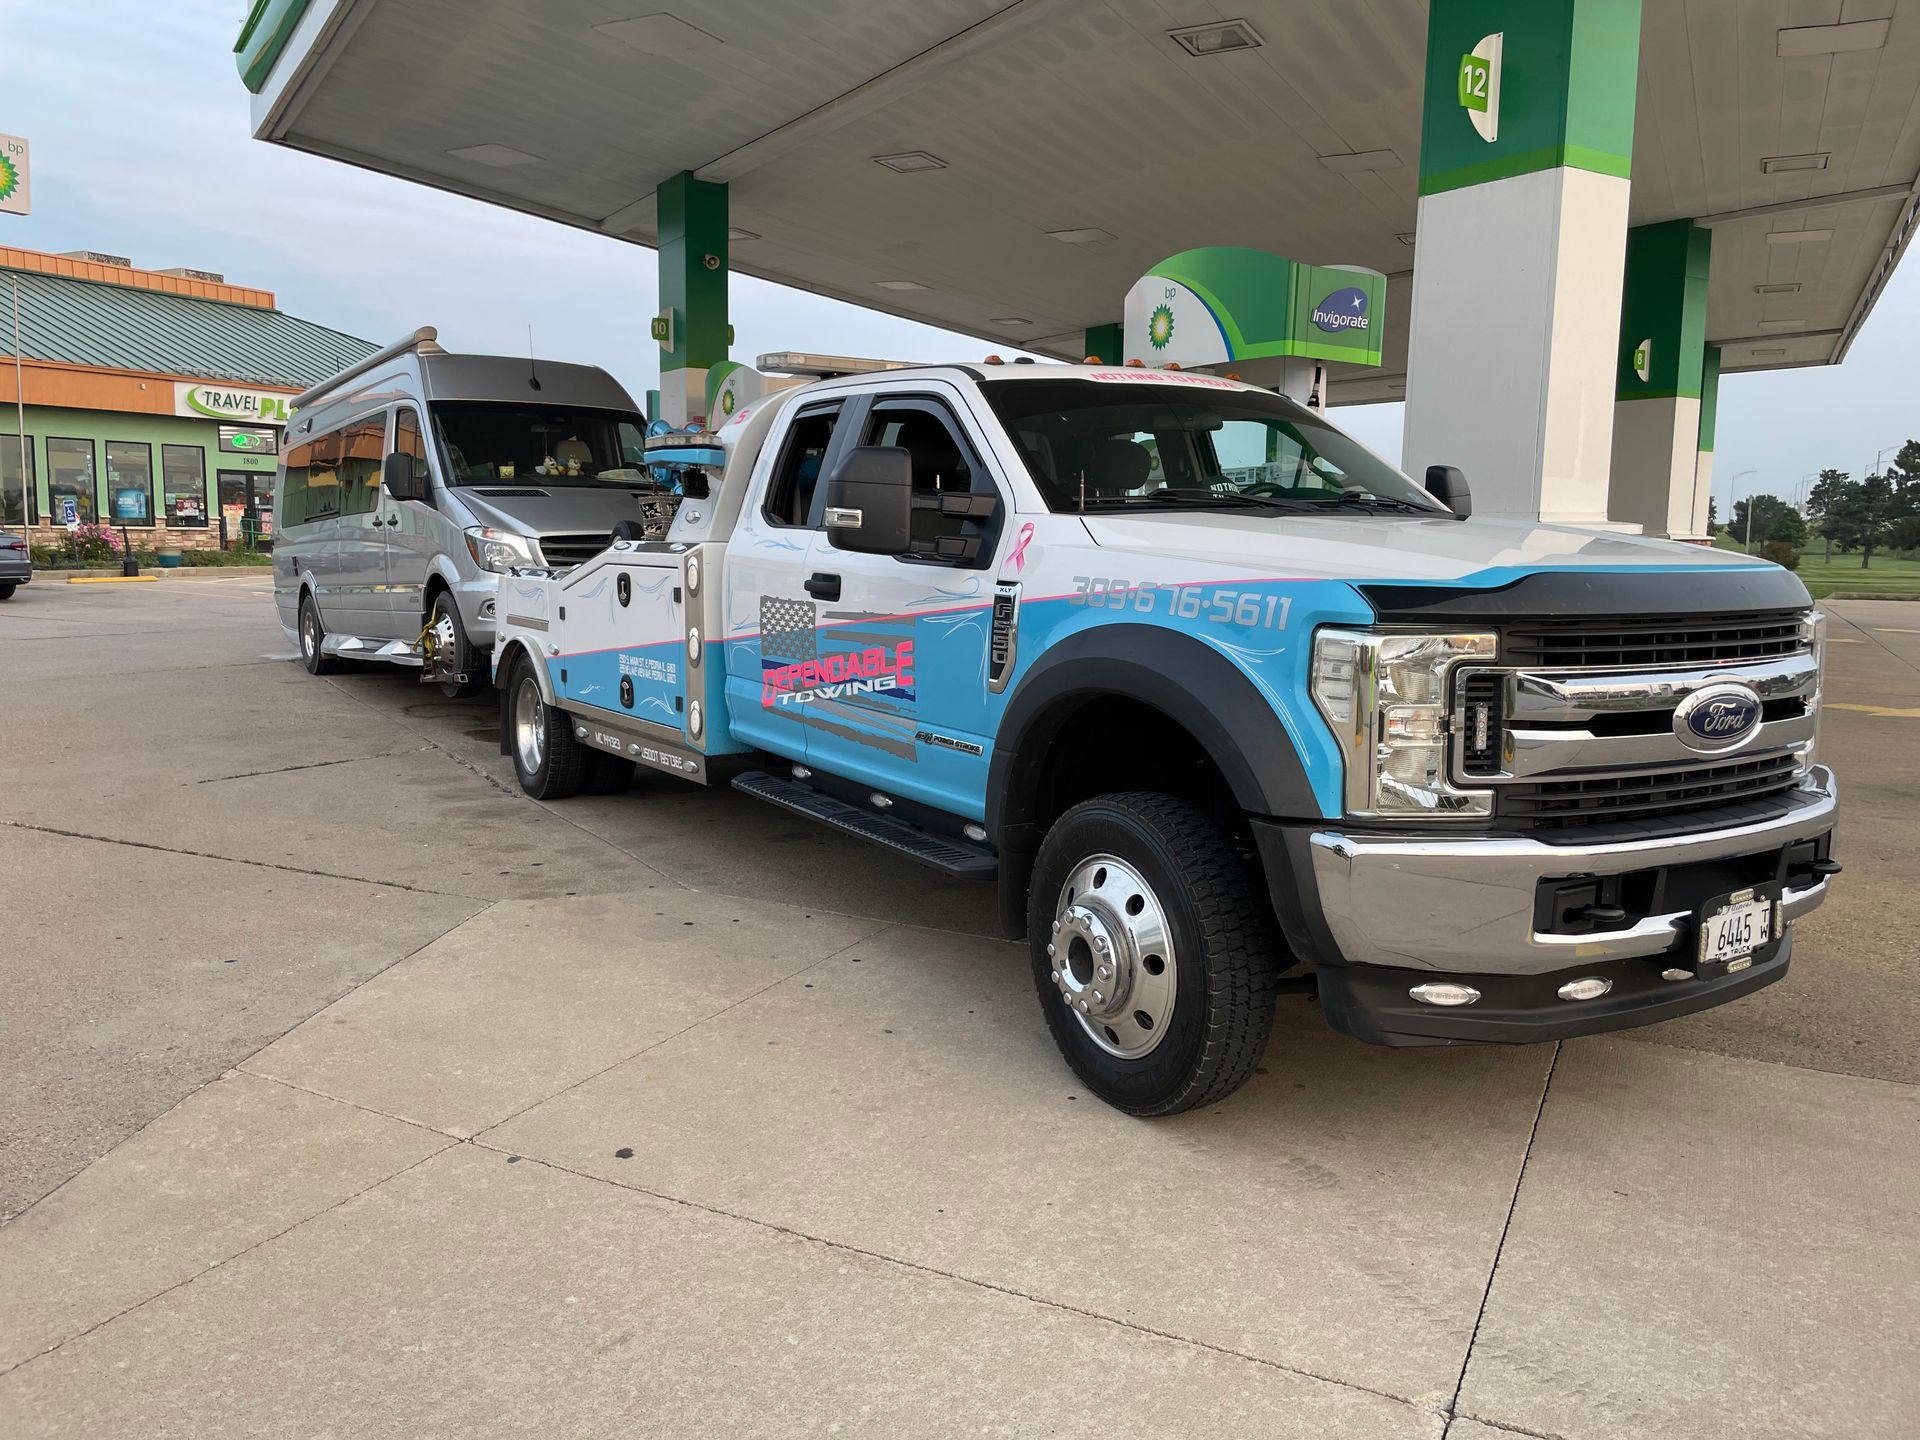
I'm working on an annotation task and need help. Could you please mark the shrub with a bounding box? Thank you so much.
[1762,540,1801,571]
[61,523,124,563]
[180,548,272,567]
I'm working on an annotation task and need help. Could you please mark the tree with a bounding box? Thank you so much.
[1827,472,1899,568]
[1730,494,1797,552]
[1707,495,1719,532]
[1804,469,1849,562]
[1766,505,1808,547]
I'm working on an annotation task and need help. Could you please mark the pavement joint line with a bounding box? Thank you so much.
[0,821,490,901]
[234,1067,473,1141]
[1615,1029,1917,1092]
[1449,1413,1565,1440]
[0,899,491,1232]
[1830,607,1920,680]
[472,920,895,1142]
[190,746,432,785]
[1440,1041,1563,1432]
[465,1141,1440,1419]
[0,1140,459,1382]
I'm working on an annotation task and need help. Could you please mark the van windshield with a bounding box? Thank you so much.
[980,378,1445,516]
[431,402,651,487]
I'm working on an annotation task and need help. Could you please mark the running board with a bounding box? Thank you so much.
[731,771,996,879]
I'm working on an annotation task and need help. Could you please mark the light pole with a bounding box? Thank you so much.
[1729,468,1760,553]
[8,273,23,537]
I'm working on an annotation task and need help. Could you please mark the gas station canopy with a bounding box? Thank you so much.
[242,0,1920,404]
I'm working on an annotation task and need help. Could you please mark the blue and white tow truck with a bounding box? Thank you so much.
[492,357,1840,1114]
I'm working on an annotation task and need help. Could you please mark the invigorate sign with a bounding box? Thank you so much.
[173,382,295,426]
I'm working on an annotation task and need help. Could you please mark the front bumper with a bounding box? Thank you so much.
[1255,766,1839,1046]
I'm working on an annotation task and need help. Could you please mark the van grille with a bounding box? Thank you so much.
[1501,612,1805,669]
[536,532,614,567]
[1500,753,1803,830]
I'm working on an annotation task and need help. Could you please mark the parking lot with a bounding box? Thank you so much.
[1,572,1915,1438]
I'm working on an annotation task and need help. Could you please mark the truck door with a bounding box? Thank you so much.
[804,390,1007,821]
[722,399,850,765]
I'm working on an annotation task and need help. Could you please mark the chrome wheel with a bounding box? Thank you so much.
[513,677,547,775]
[428,607,457,659]
[300,603,318,659]
[1048,853,1175,1059]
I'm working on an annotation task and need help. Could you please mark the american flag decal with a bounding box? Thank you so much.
[759,595,817,662]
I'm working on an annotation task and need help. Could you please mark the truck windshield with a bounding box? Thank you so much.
[431,402,651,487]
[981,378,1445,515]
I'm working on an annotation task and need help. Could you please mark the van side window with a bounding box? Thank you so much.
[281,440,317,527]
[860,399,1000,566]
[762,405,840,527]
[338,416,389,516]
[395,408,431,499]
[296,431,345,524]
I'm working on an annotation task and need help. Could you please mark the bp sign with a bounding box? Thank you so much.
[1122,248,1386,378]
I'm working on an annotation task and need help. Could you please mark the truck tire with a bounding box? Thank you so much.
[1027,793,1279,1115]
[298,593,341,675]
[429,591,488,700]
[505,655,585,799]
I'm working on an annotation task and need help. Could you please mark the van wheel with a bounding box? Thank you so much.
[507,657,585,799]
[1028,793,1279,1116]
[429,592,487,699]
[298,593,341,675]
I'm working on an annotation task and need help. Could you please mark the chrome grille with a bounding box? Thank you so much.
[1501,612,1805,669]
[1459,672,1503,775]
[536,532,615,567]
[1501,753,1803,830]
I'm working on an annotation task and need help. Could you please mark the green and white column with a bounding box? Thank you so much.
[655,171,729,428]
[1607,221,1715,538]
[1402,0,1641,524]
[1693,344,1720,537]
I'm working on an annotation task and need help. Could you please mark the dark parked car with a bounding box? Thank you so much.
[0,528,29,600]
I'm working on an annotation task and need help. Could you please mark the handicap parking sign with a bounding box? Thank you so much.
[60,495,78,528]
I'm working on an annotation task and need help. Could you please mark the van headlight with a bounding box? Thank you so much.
[464,527,537,573]
[1311,629,1497,818]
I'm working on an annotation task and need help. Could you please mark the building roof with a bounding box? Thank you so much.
[0,248,374,391]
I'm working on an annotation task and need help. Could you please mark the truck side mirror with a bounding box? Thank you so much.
[1424,464,1472,519]
[824,446,913,555]
[383,450,427,503]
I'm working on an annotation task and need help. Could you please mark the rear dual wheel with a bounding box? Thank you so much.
[1029,792,1280,1116]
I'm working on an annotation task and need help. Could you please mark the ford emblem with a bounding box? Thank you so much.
[1672,684,1763,752]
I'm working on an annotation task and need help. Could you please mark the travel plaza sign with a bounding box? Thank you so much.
[172,381,295,426]
[1121,246,1387,383]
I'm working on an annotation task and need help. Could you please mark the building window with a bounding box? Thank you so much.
[106,441,156,526]
[162,444,208,526]
[46,437,98,526]
[0,434,34,528]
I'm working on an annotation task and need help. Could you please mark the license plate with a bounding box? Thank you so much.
[1698,889,1773,973]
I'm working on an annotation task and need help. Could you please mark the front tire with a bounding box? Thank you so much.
[1028,793,1279,1116]
[506,657,585,799]
[298,593,340,675]
[428,591,487,699]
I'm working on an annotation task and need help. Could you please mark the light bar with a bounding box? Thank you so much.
[756,351,915,378]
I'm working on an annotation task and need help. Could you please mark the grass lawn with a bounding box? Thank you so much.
[1713,533,1920,599]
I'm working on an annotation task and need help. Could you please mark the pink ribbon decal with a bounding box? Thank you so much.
[1007,522,1035,574]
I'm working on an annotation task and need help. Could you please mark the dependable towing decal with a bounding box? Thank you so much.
[763,641,915,708]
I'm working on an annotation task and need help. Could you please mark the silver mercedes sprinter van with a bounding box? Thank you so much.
[274,327,652,696]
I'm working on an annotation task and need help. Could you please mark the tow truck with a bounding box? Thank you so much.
[492,354,1841,1115]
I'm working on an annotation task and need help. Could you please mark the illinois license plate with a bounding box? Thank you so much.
[1698,890,1773,973]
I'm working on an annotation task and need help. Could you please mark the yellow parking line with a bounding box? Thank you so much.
[1827,702,1920,719]
[1873,627,1920,635]
[66,575,159,585]
[1826,637,1863,643]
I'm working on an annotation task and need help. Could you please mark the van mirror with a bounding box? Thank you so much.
[1424,464,1472,519]
[824,446,912,555]
[383,450,428,503]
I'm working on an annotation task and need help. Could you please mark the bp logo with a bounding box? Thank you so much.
[0,154,19,204]
[1147,304,1175,350]
[719,386,737,416]
[1311,286,1370,334]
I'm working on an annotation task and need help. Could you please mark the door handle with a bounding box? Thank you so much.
[804,572,841,601]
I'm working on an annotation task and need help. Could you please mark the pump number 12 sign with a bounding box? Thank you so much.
[0,134,29,216]
[1458,34,1502,144]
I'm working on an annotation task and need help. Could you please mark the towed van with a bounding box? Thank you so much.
[274,327,653,695]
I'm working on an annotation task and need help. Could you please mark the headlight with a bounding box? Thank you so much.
[464,527,537,573]
[1311,628,1497,818]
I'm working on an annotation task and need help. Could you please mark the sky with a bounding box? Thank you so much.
[4,0,1916,520]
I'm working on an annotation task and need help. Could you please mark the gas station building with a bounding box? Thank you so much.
[236,0,1920,540]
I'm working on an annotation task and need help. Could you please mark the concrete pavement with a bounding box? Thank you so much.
[1,575,1915,1437]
